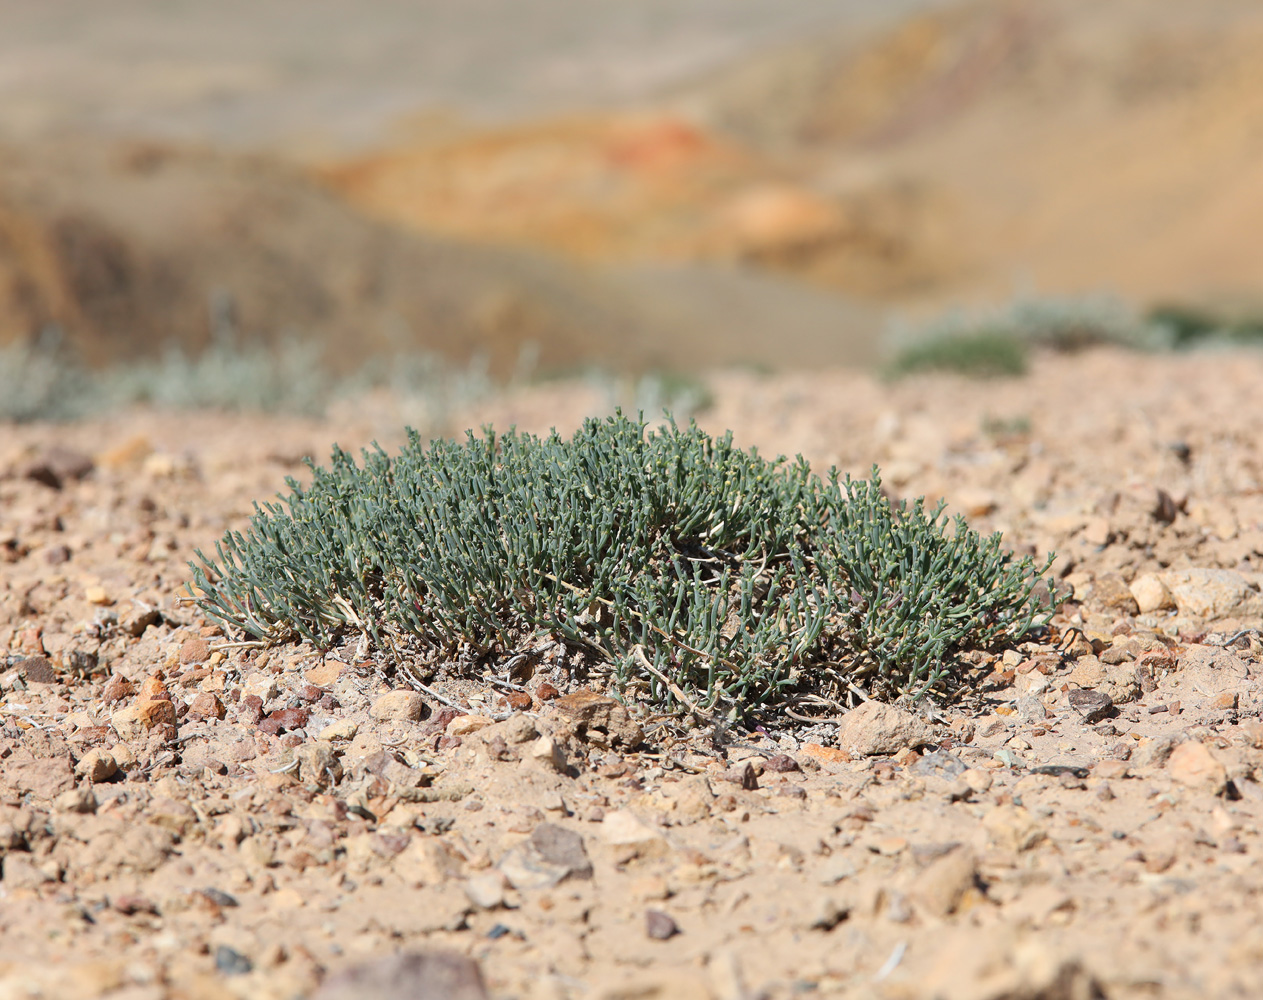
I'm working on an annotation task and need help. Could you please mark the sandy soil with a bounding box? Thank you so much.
[2,349,1263,999]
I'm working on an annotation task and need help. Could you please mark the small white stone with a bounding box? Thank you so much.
[528,735,568,773]
[464,872,508,909]
[1129,573,1175,614]
[241,672,278,702]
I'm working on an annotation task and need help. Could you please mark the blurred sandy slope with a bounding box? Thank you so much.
[1,0,1261,377]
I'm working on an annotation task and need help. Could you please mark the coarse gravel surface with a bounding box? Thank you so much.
[3,348,1263,999]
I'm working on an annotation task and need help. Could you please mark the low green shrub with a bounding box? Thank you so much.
[191,414,1056,715]
[884,329,1029,379]
[1146,303,1263,349]
[884,296,1174,380]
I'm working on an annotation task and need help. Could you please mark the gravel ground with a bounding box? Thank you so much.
[2,348,1263,999]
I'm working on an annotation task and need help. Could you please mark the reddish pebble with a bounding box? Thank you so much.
[18,628,45,656]
[187,692,227,721]
[429,707,461,730]
[137,699,177,731]
[138,675,170,702]
[535,682,560,701]
[296,684,325,703]
[258,707,309,735]
[763,754,801,773]
[180,638,211,664]
[506,690,533,711]
[101,675,135,705]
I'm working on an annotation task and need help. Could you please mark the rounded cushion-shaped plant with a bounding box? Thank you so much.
[191,413,1055,715]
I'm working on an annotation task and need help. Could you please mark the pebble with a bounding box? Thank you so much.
[109,743,138,770]
[983,805,1046,852]
[601,810,666,848]
[1130,573,1175,613]
[448,714,494,736]
[214,945,253,976]
[465,872,509,909]
[187,692,227,720]
[498,823,593,890]
[816,855,858,886]
[100,674,135,704]
[370,690,427,722]
[241,672,278,701]
[305,661,346,686]
[320,718,359,741]
[1167,740,1228,795]
[180,637,211,664]
[393,839,464,885]
[946,767,993,801]
[553,689,643,748]
[293,742,342,786]
[1158,568,1263,619]
[1092,759,1129,780]
[75,748,119,783]
[54,786,98,814]
[505,690,533,711]
[645,909,680,940]
[835,701,934,755]
[1067,688,1113,724]
[528,735,568,773]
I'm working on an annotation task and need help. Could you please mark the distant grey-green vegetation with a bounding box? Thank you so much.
[883,295,1263,379]
[885,329,1028,379]
[0,328,484,423]
[191,414,1055,716]
[0,328,711,428]
[1146,303,1263,350]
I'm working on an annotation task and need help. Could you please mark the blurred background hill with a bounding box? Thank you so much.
[0,0,1260,379]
